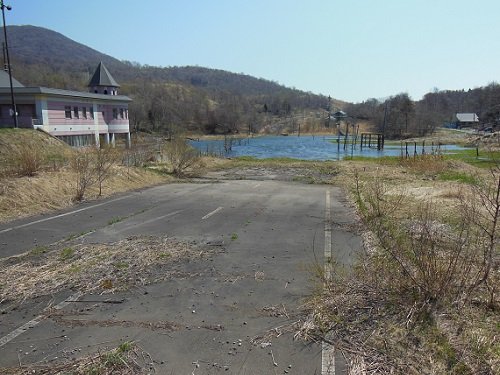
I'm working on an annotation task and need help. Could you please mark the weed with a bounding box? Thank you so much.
[59,247,74,261]
[158,252,171,259]
[65,230,93,241]
[231,233,238,241]
[30,245,48,256]
[118,341,133,353]
[114,261,129,270]
[68,264,82,274]
[101,279,113,289]
[108,216,124,225]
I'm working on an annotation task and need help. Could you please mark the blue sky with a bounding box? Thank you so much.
[5,0,500,103]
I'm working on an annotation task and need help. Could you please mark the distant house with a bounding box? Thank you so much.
[455,113,479,129]
[0,62,132,147]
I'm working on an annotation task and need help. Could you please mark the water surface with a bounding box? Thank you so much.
[190,135,466,161]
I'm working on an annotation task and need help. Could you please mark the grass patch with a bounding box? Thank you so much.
[438,171,478,184]
[348,155,400,164]
[231,233,238,241]
[445,149,500,168]
[65,230,93,241]
[113,261,129,270]
[59,247,74,261]
[108,216,125,225]
[30,245,48,256]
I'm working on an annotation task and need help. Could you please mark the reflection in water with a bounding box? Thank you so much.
[190,135,466,161]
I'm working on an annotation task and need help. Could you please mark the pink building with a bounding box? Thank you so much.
[0,62,132,147]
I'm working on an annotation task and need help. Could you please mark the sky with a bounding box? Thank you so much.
[5,0,500,103]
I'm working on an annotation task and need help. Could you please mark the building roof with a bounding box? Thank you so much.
[0,86,131,102]
[88,61,120,88]
[456,113,479,122]
[0,69,25,88]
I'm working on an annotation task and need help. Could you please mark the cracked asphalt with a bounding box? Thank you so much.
[0,175,362,374]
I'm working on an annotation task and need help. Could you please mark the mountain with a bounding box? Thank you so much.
[2,25,339,134]
[5,25,332,98]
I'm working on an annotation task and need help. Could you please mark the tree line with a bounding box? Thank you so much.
[345,83,500,138]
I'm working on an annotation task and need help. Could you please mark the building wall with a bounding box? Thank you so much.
[43,98,129,136]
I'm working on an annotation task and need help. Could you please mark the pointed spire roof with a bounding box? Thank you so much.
[88,61,120,88]
[0,70,24,88]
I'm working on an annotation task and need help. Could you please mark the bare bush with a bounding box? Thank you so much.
[123,139,158,168]
[301,167,500,374]
[71,149,95,202]
[10,141,45,177]
[164,137,199,176]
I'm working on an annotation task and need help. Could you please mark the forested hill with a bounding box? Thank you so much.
[5,25,338,134]
[7,25,303,96]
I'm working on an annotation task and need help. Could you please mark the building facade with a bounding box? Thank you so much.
[0,62,132,147]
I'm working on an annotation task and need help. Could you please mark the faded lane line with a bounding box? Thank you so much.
[324,190,332,280]
[112,210,184,233]
[0,291,83,348]
[0,196,129,234]
[202,207,223,220]
[322,189,335,375]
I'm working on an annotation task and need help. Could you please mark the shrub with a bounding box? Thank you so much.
[164,136,199,176]
[11,141,45,177]
[70,148,95,202]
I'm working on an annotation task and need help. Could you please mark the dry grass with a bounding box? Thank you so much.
[0,235,216,304]
[0,165,169,223]
[2,341,153,374]
[299,156,499,375]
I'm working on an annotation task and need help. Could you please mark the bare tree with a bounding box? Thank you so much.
[93,146,119,196]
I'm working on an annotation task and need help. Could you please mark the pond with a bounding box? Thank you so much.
[190,135,467,161]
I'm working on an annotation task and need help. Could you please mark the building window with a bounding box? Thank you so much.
[65,106,72,119]
[90,107,94,119]
[82,107,87,119]
[119,108,124,119]
[73,106,79,119]
[113,108,118,119]
[125,109,128,119]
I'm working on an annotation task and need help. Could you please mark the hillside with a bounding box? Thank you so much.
[3,25,338,134]
[5,25,331,100]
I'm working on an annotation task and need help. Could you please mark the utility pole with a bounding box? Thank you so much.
[382,101,388,136]
[327,95,331,128]
[1,1,17,129]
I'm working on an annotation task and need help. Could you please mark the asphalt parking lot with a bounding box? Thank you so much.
[0,178,362,374]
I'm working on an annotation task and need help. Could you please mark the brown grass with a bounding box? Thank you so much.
[0,165,170,223]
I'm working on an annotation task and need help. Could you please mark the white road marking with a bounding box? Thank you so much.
[202,207,223,220]
[253,183,261,188]
[111,210,184,233]
[324,190,332,280]
[322,341,335,374]
[0,196,129,234]
[322,190,336,375]
[0,291,83,348]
